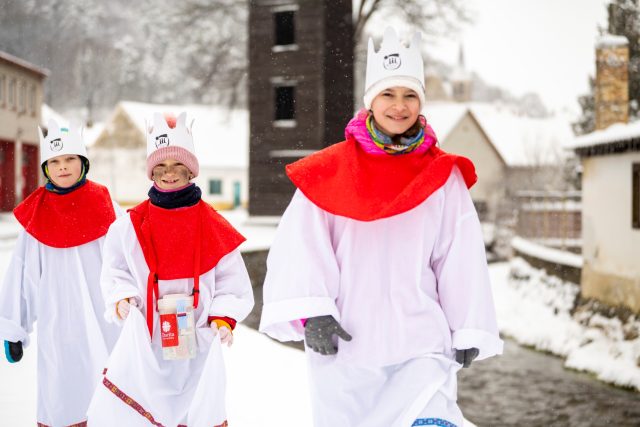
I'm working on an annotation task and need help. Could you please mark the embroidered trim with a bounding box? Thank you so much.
[102,376,165,426]
[102,376,229,427]
[37,422,87,427]
[412,418,458,427]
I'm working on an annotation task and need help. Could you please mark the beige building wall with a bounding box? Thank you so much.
[442,113,506,221]
[581,152,640,312]
[0,60,44,145]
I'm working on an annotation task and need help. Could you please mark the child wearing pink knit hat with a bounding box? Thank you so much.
[88,112,253,426]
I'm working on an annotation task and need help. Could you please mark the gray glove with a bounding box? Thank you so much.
[304,315,352,355]
[455,347,479,368]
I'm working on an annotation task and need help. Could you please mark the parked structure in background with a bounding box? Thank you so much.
[568,34,640,313]
[0,51,47,212]
[248,0,354,217]
[88,101,248,209]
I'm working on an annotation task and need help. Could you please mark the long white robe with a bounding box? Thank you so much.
[260,167,503,426]
[87,213,254,426]
[0,202,124,427]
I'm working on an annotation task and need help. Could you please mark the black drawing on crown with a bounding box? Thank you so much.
[49,138,63,152]
[383,53,401,70]
[155,133,170,148]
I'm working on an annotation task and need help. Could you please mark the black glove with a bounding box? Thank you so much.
[455,347,479,368]
[4,340,23,363]
[304,315,352,355]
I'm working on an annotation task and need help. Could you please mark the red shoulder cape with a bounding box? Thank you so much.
[128,200,245,336]
[128,199,245,280]
[13,180,116,248]
[286,139,477,221]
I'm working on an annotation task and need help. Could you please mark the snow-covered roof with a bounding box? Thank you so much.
[567,120,640,151]
[0,50,48,77]
[117,101,248,168]
[596,34,628,48]
[425,102,572,167]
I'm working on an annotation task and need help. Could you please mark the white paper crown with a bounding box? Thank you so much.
[364,27,425,109]
[38,118,87,166]
[145,112,195,157]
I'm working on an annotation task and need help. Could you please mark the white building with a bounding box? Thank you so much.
[568,123,640,312]
[88,101,248,209]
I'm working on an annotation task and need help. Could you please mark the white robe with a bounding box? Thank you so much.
[260,168,503,426]
[87,213,254,426]
[0,202,124,427]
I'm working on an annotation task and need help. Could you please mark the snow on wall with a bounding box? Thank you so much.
[511,236,583,268]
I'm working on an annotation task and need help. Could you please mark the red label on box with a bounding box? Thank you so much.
[160,313,179,347]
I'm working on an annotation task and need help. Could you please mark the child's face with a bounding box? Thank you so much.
[47,155,82,188]
[371,87,421,136]
[152,158,193,190]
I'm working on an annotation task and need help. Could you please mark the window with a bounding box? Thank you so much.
[274,11,295,46]
[274,85,295,121]
[209,179,222,195]
[18,81,26,112]
[633,163,640,229]
[7,78,15,108]
[28,85,36,114]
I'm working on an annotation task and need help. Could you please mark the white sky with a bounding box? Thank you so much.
[427,0,610,115]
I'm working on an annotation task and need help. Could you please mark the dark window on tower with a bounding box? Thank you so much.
[274,11,295,46]
[633,163,640,229]
[274,86,295,120]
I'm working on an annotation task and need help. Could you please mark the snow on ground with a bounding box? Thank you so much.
[491,258,640,391]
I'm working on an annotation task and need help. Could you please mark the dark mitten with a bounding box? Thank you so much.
[304,315,352,355]
[455,347,479,368]
[4,340,23,363]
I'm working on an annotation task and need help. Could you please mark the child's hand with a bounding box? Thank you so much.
[116,298,138,320]
[210,322,234,347]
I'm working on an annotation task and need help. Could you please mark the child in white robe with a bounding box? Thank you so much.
[0,119,122,427]
[87,112,254,427]
[260,28,503,427]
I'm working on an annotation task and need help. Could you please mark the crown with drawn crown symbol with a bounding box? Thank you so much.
[364,27,426,109]
[145,112,195,158]
[38,118,87,166]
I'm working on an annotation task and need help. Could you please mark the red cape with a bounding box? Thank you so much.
[128,200,245,336]
[286,139,477,221]
[13,180,116,248]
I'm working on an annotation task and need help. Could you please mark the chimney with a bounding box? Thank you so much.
[594,34,629,130]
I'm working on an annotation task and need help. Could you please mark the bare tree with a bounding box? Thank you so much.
[353,0,470,43]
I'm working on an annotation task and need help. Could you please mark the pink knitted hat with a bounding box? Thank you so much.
[145,112,199,179]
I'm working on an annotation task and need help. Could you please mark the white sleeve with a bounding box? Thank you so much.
[259,190,341,342]
[430,167,504,360]
[208,249,255,323]
[100,217,142,325]
[0,231,39,346]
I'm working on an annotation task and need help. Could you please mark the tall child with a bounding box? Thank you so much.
[0,119,122,426]
[88,112,254,426]
[260,28,503,426]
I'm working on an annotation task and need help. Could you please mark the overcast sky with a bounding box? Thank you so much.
[427,0,610,116]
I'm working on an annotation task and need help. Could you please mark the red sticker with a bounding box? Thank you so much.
[160,314,179,347]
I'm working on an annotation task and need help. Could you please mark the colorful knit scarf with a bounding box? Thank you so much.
[365,114,425,155]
